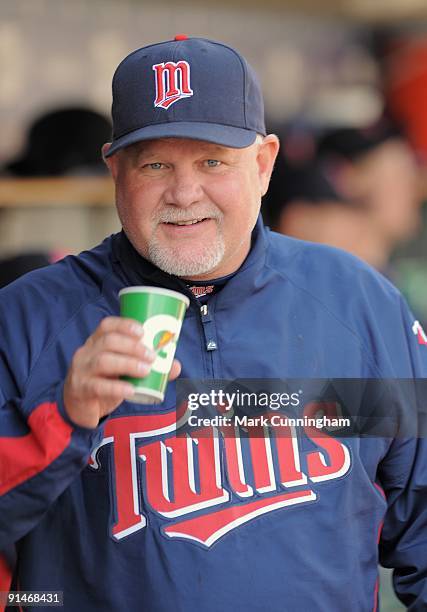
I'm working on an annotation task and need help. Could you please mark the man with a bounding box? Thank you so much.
[0,36,426,611]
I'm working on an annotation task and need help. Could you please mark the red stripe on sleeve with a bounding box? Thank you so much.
[0,554,12,612]
[0,402,73,496]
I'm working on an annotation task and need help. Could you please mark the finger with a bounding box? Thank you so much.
[90,317,145,342]
[91,352,153,378]
[84,377,136,401]
[168,358,181,381]
[95,332,156,360]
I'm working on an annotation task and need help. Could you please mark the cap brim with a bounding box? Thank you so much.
[105,122,258,156]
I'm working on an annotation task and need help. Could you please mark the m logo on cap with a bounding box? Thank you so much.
[153,61,193,109]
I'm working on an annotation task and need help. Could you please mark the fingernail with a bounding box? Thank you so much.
[146,348,157,361]
[131,323,144,336]
[138,362,150,374]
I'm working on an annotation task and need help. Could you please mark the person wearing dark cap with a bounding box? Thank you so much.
[263,140,385,270]
[265,121,422,272]
[0,108,112,293]
[0,37,427,612]
[316,122,422,270]
[262,144,363,252]
[3,107,112,177]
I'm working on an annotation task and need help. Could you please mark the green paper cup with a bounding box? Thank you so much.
[119,286,189,404]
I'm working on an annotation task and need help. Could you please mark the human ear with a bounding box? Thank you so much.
[101,142,119,180]
[257,134,280,196]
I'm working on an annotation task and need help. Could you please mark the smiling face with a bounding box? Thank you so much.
[104,136,278,280]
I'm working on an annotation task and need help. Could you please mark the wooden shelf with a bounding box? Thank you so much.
[0,176,115,207]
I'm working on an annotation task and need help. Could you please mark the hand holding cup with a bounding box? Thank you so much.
[63,316,181,429]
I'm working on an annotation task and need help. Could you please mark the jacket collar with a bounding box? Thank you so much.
[112,215,269,311]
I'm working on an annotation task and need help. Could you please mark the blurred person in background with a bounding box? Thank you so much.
[264,120,422,274]
[0,107,112,288]
[317,121,422,272]
[263,151,368,260]
[3,106,112,177]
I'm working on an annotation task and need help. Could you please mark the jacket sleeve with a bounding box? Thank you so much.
[0,280,105,551]
[0,382,104,550]
[377,296,427,610]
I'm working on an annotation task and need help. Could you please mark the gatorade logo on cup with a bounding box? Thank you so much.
[143,314,180,375]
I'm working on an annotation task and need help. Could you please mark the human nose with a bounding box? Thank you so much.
[164,166,204,208]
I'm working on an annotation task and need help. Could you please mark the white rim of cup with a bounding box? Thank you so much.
[119,286,190,308]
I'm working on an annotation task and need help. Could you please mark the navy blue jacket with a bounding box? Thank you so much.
[0,218,426,611]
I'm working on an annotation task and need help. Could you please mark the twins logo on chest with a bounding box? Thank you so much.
[89,402,351,547]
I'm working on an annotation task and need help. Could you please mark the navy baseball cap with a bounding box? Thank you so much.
[105,35,266,157]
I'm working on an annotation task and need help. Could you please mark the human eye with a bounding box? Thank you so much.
[143,162,165,170]
[205,159,221,168]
